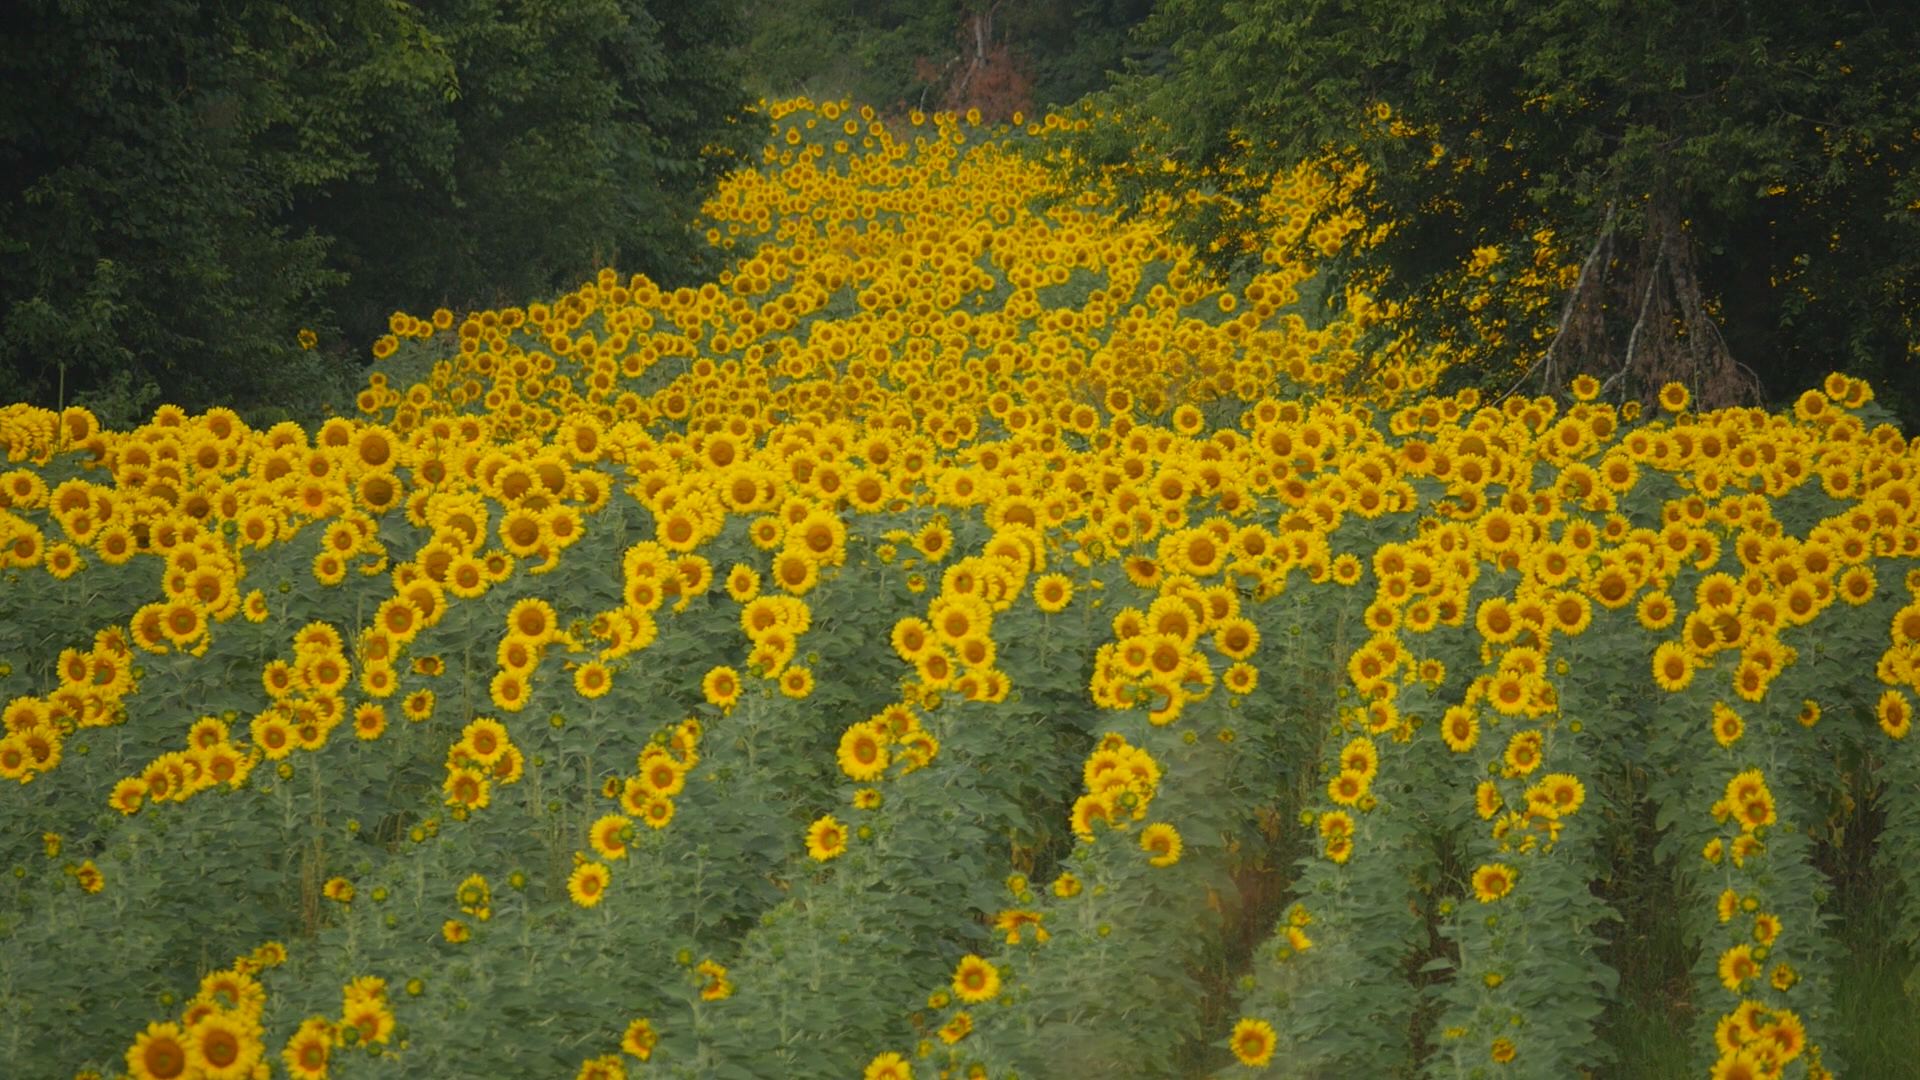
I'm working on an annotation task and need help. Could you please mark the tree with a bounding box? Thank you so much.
[1075,0,1920,421]
[0,0,756,424]
[737,0,1156,120]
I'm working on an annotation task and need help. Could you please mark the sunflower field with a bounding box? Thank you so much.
[2,98,1918,1080]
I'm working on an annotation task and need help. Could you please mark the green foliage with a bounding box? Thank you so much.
[0,0,755,423]
[737,0,1156,114]
[1076,0,1920,422]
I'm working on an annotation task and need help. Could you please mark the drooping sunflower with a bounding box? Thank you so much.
[695,959,732,1001]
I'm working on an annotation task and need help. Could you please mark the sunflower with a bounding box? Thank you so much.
[1878,689,1912,739]
[353,703,387,741]
[459,718,510,765]
[950,954,1000,1003]
[1652,641,1695,691]
[696,959,732,1001]
[442,768,490,811]
[725,564,760,602]
[1338,736,1379,783]
[1033,573,1073,613]
[74,858,104,893]
[110,776,147,815]
[937,1010,973,1044]
[1327,769,1368,806]
[568,861,611,908]
[1710,702,1744,748]
[575,1055,627,1080]
[701,665,741,711]
[280,1018,333,1080]
[778,665,814,699]
[771,547,820,595]
[1717,944,1760,991]
[1635,590,1676,631]
[498,507,544,557]
[1229,1017,1277,1067]
[446,553,488,598]
[159,600,205,648]
[621,1018,658,1061]
[914,519,953,561]
[1140,822,1183,867]
[456,873,491,914]
[836,722,890,781]
[251,713,295,761]
[890,617,934,660]
[1531,773,1585,817]
[806,815,848,861]
[863,1051,913,1080]
[1471,863,1515,902]
[589,814,633,860]
[573,661,612,699]
[1723,769,1776,832]
[639,795,675,830]
[1441,706,1479,752]
[506,597,557,643]
[487,670,528,712]
[127,1021,190,1080]
[637,752,687,797]
[402,689,436,722]
[186,1011,257,1080]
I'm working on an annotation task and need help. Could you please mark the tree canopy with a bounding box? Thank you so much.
[1074,0,1920,422]
[0,0,755,425]
[737,0,1155,120]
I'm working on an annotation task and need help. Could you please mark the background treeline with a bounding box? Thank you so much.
[736,0,1156,123]
[3,0,1916,427]
[0,0,755,425]
[1065,0,1920,426]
